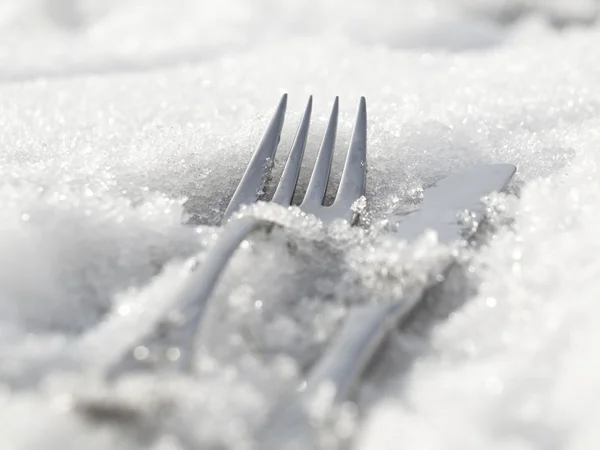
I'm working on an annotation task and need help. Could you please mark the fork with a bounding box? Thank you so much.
[104,94,367,377]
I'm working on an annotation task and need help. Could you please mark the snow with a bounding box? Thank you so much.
[1,0,600,448]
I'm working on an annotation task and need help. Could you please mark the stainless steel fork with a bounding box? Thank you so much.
[106,94,367,377]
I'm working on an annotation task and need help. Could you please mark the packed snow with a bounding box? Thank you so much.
[1,0,600,448]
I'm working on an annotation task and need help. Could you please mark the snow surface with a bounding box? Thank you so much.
[1,0,600,448]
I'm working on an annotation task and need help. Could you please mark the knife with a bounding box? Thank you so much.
[257,163,516,448]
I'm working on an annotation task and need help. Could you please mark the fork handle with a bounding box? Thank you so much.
[105,216,267,377]
[177,217,264,324]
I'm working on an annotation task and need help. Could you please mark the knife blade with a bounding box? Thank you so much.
[393,163,516,243]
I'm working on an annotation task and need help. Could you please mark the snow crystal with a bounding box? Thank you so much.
[1,0,600,449]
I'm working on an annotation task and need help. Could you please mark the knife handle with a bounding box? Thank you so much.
[257,294,423,449]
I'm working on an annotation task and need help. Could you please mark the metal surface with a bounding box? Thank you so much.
[394,164,516,243]
[222,94,288,222]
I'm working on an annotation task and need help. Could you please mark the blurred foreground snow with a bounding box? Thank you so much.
[0,0,600,449]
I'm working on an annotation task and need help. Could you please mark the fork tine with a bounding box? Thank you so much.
[300,97,339,207]
[334,97,367,208]
[271,96,313,206]
[222,94,287,223]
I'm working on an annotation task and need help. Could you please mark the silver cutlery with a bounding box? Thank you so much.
[64,95,516,450]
